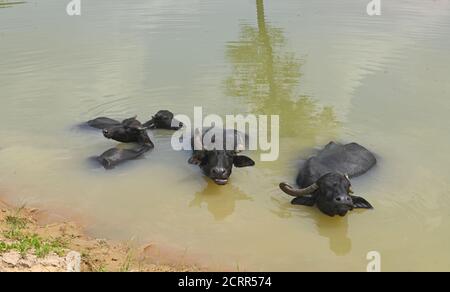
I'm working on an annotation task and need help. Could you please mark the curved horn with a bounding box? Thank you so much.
[279,182,319,197]
[344,174,354,194]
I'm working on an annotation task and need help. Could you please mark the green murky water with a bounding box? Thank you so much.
[1,0,450,271]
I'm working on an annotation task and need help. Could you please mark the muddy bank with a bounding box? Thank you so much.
[0,199,204,272]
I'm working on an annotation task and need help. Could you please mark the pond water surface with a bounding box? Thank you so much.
[1,0,450,271]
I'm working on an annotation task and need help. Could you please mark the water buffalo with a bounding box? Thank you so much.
[101,117,154,147]
[142,110,183,130]
[87,117,121,129]
[279,142,377,217]
[86,116,155,168]
[87,110,182,131]
[188,128,255,185]
[97,144,152,169]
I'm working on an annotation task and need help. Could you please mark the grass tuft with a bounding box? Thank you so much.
[119,248,134,272]
[1,213,67,258]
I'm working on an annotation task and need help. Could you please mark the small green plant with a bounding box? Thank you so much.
[1,212,67,258]
[81,252,107,272]
[0,241,8,253]
[5,215,28,230]
[95,265,108,272]
[4,214,28,239]
[0,233,67,258]
[119,248,134,272]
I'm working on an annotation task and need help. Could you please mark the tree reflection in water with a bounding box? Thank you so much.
[0,1,25,9]
[225,0,339,141]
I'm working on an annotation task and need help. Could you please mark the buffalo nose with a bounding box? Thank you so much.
[335,195,352,205]
[211,167,227,177]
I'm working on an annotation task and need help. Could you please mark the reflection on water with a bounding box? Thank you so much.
[226,0,339,142]
[1,0,450,271]
[270,196,351,256]
[315,216,352,256]
[0,1,25,9]
[226,1,346,256]
[190,180,252,221]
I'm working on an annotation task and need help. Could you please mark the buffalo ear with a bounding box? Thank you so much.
[188,152,206,166]
[233,155,255,168]
[351,195,374,209]
[188,156,202,165]
[122,116,138,127]
[291,195,315,207]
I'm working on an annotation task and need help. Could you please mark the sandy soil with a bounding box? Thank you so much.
[0,199,204,272]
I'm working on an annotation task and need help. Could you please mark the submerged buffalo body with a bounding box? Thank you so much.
[87,110,182,131]
[280,142,377,217]
[97,144,152,169]
[87,116,154,147]
[87,117,122,129]
[84,110,181,169]
[188,128,255,185]
[86,110,181,146]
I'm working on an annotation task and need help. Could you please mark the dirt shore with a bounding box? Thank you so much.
[0,199,203,272]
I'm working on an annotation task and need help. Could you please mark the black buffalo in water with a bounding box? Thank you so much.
[97,144,152,169]
[85,110,180,170]
[142,110,183,130]
[93,117,153,169]
[87,117,121,130]
[188,128,255,185]
[87,110,182,131]
[279,142,377,217]
[86,111,182,147]
[101,116,154,147]
[87,116,152,145]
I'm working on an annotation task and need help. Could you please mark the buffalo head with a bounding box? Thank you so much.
[189,150,255,185]
[280,173,373,217]
[102,117,154,147]
[143,110,183,130]
[188,128,255,185]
